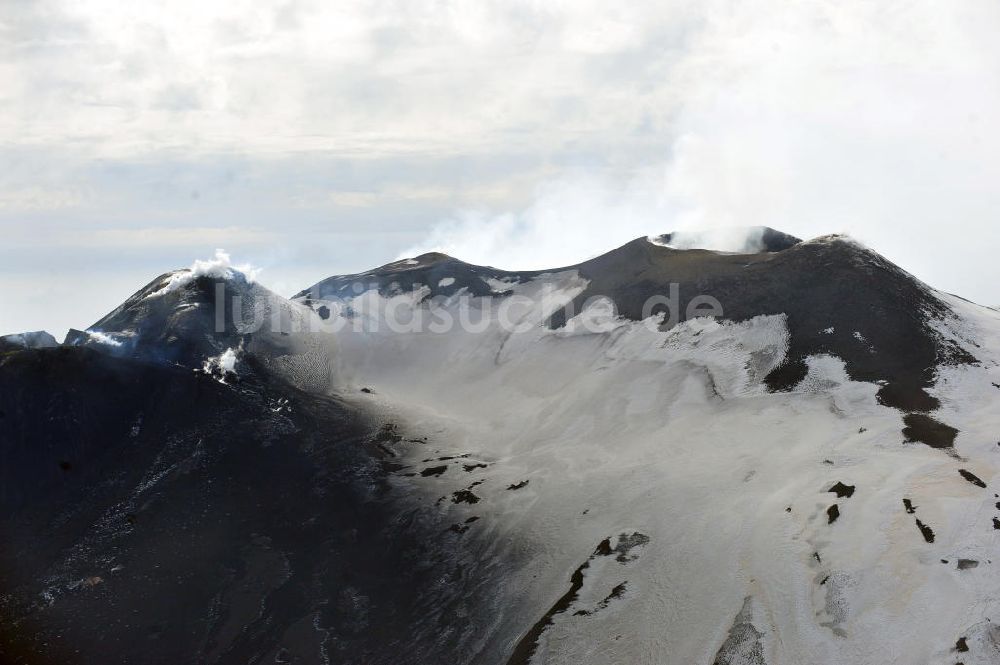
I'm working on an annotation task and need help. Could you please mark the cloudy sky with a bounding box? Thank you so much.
[2,0,1000,337]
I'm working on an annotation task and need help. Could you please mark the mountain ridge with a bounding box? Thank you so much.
[4,229,999,664]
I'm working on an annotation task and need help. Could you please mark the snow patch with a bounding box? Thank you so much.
[484,277,515,293]
[560,297,625,335]
[438,277,456,287]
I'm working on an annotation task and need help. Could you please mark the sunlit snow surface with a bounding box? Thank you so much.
[298,272,1000,665]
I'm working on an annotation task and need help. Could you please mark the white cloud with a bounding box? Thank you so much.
[0,0,694,158]
[2,0,1000,337]
[401,0,1000,304]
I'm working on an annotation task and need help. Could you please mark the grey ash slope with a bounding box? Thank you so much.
[296,229,1000,664]
[300,230,974,446]
[1,228,990,665]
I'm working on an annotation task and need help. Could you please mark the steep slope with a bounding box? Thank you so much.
[548,235,974,427]
[287,232,1000,665]
[64,258,333,392]
[0,346,499,664]
[5,231,1000,665]
[297,233,974,445]
[295,251,534,304]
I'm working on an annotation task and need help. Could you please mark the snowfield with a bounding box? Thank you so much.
[300,268,1000,665]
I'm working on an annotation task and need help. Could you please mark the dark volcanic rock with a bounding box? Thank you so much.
[62,271,318,386]
[0,347,492,665]
[916,519,936,543]
[451,489,481,504]
[63,272,252,366]
[959,469,987,488]
[828,482,856,498]
[0,331,58,351]
[505,533,647,665]
[536,234,973,448]
[295,252,531,303]
[546,236,972,419]
[903,414,959,449]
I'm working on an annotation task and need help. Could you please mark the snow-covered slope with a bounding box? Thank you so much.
[5,231,999,665]
[290,232,1000,665]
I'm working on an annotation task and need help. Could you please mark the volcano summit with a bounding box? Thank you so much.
[3,229,1000,665]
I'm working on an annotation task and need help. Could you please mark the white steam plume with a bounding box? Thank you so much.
[650,227,770,254]
[148,249,261,298]
[400,1,1000,281]
[399,162,781,268]
[401,168,678,269]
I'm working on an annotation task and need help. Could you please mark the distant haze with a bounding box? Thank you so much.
[3,1,1000,338]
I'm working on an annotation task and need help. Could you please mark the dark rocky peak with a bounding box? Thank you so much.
[547,234,974,446]
[64,265,307,372]
[295,253,535,304]
[0,331,58,352]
